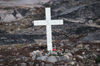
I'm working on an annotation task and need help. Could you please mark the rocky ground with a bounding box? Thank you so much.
[0,42,100,66]
[0,0,100,66]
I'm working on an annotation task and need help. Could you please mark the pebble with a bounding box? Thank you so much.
[16,13,23,19]
[30,50,41,60]
[68,61,76,65]
[84,45,90,50]
[58,56,68,61]
[17,28,21,31]
[22,57,29,62]
[0,64,4,66]
[21,63,27,66]
[76,55,84,59]
[82,52,85,55]
[98,63,100,66]
[73,58,76,60]
[76,44,83,49]
[37,56,47,61]
[65,49,70,53]
[64,54,70,60]
[32,55,36,60]
[30,50,40,56]
[73,48,79,52]
[1,37,7,39]
[45,64,53,66]
[0,59,4,62]
[28,62,34,66]
[41,62,45,66]
[0,55,3,58]
[46,56,58,63]
[14,64,18,66]
[16,58,21,61]
[96,48,100,51]
[36,64,39,66]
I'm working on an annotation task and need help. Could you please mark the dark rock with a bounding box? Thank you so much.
[0,59,4,62]
[28,62,34,66]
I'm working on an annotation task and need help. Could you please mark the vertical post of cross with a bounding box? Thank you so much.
[45,8,52,51]
[33,7,63,52]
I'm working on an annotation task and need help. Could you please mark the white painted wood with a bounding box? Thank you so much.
[33,7,63,51]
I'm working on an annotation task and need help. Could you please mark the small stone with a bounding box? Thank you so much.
[82,52,85,55]
[47,56,58,63]
[65,49,69,53]
[21,63,27,66]
[0,64,3,66]
[41,62,45,66]
[3,14,16,22]
[64,53,72,60]
[0,59,4,62]
[73,58,76,61]
[58,56,67,61]
[30,50,40,56]
[85,54,91,59]
[77,55,84,59]
[73,48,79,52]
[64,54,70,60]
[17,28,20,31]
[16,58,21,61]
[67,53,73,57]
[1,37,7,39]
[14,64,18,66]
[32,55,36,60]
[84,45,90,50]
[8,47,12,50]
[68,61,76,65]
[30,50,40,60]
[5,24,9,26]
[98,63,100,66]
[22,39,27,42]
[16,13,23,19]
[64,63,68,66]
[0,55,3,58]
[28,44,32,48]
[76,64,79,66]
[88,20,93,24]
[22,57,28,62]
[76,44,83,49]
[36,64,39,66]
[45,64,53,66]
[15,22,17,25]
[57,50,62,53]
[37,56,47,61]
[96,48,100,51]
[28,62,34,66]
[58,61,65,65]
[50,51,57,55]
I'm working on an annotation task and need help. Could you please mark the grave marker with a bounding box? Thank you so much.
[33,7,63,51]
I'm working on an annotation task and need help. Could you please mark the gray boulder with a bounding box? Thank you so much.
[46,56,58,63]
[37,56,47,61]
[0,14,16,22]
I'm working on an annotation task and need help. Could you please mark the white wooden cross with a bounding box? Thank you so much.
[33,7,63,51]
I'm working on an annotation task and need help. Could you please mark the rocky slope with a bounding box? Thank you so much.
[0,0,100,66]
[0,0,100,44]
